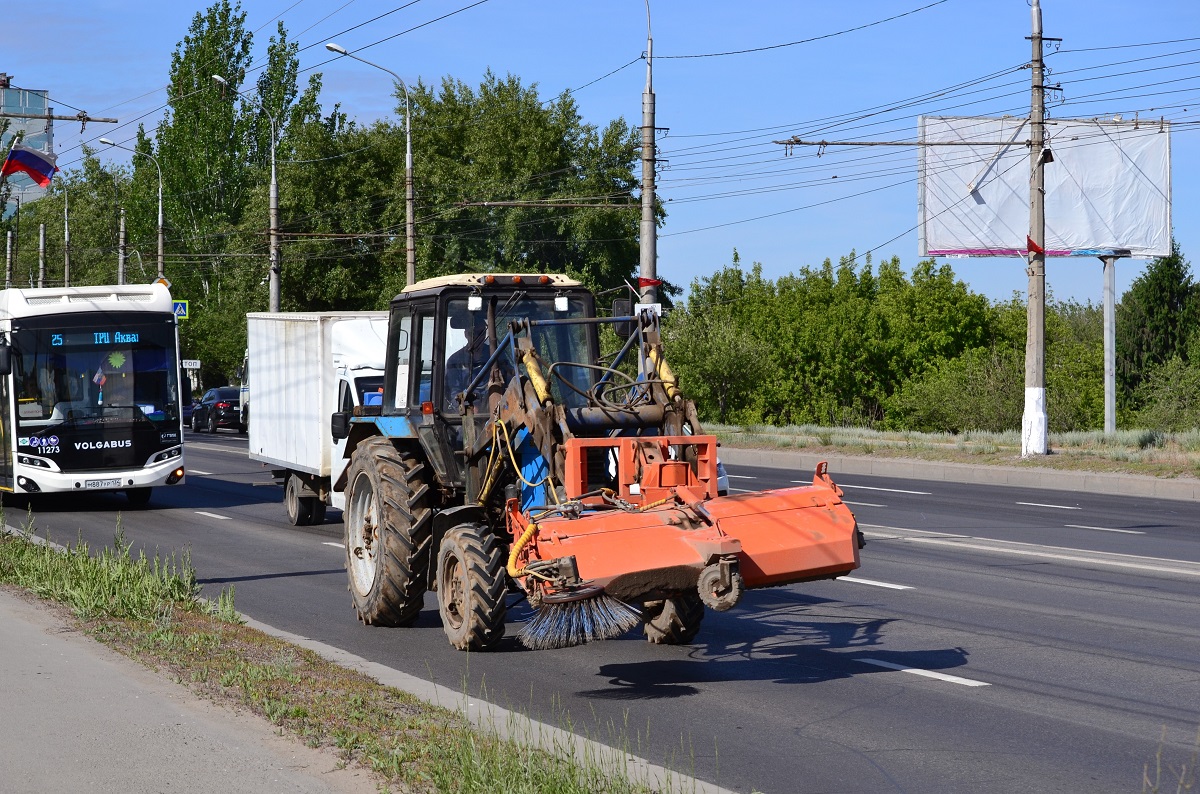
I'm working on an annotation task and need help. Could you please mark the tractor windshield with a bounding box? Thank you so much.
[443,294,593,411]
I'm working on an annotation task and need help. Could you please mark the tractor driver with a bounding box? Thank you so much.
[444,307,487,412]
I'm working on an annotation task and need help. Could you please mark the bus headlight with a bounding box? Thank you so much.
[149,446,183,465]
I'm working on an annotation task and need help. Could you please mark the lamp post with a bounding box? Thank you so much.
[99,137,163,280]
[325,42,416,286]
[212,74,281,311]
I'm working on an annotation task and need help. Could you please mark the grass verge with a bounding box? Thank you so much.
[0,512,688,794]
[708,423,1200,479]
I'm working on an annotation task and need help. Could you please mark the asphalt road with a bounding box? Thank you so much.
[12,432,1200,794]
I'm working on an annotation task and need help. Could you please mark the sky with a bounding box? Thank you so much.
[5,0,1199,305]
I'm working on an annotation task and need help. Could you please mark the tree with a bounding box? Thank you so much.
[406,72,645,298]
[1116,242,1198,409]
[665,257,772,423]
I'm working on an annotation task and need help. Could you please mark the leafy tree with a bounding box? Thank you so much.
[406,72,645,298]
[665,256,772,423]
[1134,357,1200,430]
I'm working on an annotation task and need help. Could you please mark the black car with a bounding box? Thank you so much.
[191,387,243,433]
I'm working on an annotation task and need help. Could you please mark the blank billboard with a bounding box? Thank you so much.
[918,116,1171,259]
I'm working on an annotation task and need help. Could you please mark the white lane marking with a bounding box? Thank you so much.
[194,511,232,521]
[840,484,932,495]
[1017,501,1081,510]
[322,542,343,549]
[184,442,247,453]
[730,487,758,494]
[860,658,990,687]
[725,474,757,479]
[189,469,213,475]
[1065,524,1145,535]
[859,524,1200,577]
[841,577,913,590]
[843,500,886,508]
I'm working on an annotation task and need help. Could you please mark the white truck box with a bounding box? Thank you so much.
[247,311,387,524]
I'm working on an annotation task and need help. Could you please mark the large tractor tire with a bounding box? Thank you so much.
[343,437,433,627]
[435,523,507,650]
[285,472,326,526]
[642,592,705,645]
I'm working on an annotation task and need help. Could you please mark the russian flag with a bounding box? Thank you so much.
[1,144,59,188]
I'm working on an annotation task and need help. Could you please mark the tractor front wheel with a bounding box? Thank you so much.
[436,523,507,650]
[343,437,433,627]
[642,592,705,645]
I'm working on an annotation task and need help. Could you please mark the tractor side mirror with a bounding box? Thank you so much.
[330,411,350,440]
[612,299,632,339]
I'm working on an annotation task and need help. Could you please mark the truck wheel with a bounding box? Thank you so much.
[344,437,433,627]
[436,523,507,650]
[285,473,315,526]
[642,592,705,645]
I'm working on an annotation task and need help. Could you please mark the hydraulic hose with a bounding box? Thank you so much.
[507,522,539,578]
[647,346,680,402]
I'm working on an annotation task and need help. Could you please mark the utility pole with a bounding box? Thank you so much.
[63,186,70,286]
[1022,0,1048,456]
[37,223,44,288]
[639,3,658,305]
[118,208,126,286]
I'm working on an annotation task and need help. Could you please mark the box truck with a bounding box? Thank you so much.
[247,312,387,525]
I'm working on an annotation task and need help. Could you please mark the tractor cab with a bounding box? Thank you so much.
[372,273,599,490]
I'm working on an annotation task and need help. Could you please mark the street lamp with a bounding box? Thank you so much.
[212,74,281,312]
[99,137,164,280]
[325,42,416,286]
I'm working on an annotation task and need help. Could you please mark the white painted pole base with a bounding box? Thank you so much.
[1022,387,1048,456]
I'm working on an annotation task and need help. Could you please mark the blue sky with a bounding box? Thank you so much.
[6,0,1198,304]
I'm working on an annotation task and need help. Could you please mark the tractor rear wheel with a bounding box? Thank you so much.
[436,523,507,650]
[642,592,705,644]
[344,437,433,627]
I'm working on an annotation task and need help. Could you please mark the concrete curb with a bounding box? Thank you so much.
[717,446,1200,502]
[0,524,726,794]
[242,615,730,794]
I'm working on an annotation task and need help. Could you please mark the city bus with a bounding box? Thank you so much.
[0,283,186,505]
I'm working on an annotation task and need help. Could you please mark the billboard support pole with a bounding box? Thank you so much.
[1022,0,1049,457]
[1099,252,1128,435]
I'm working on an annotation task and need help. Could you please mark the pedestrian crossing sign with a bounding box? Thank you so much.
[173,300,189,319]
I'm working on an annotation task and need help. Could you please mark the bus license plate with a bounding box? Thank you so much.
[85,479,122,489]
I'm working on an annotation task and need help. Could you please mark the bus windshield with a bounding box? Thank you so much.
[13,315,180,435]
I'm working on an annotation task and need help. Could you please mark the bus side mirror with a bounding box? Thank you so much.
[0,337,10,376]
[612,299,632,339]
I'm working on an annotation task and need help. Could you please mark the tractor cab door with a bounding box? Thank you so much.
[386,300,462,488]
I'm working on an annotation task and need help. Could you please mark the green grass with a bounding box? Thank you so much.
[708,422,1200,479]
[0,513,699,794]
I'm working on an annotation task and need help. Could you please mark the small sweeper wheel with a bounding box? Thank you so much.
[436,523,507,650]
[642,592,705,645]
[344,437,433,627]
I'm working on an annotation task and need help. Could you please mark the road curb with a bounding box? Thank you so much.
[717,446,1200,502]
[241,615,731,794]
[0,523,728,794]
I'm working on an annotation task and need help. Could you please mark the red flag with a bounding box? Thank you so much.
[637,277,663,288]
[1026,236,1044,255]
